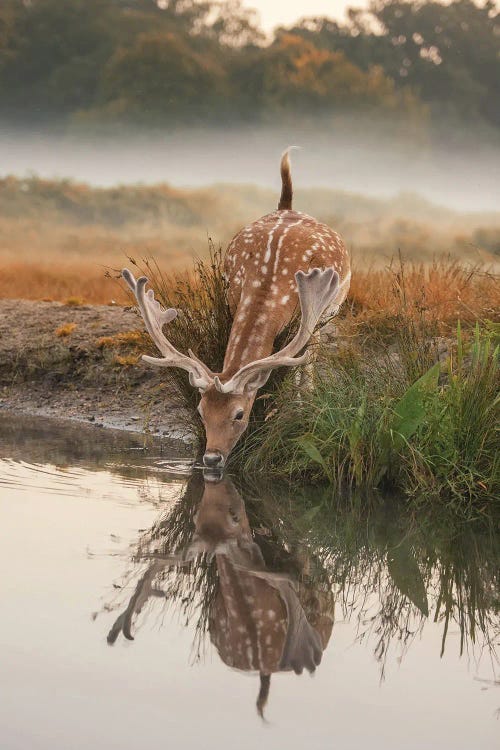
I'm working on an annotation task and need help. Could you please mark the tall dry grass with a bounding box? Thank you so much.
[1,249,498,325]
[0,257,129,304]
[1,175,499,303]
[347,257,499,332]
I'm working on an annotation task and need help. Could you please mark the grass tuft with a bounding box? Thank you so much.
[55,322,77,337]
[96,330,145,349]
[113,354,140,367]
[238,325,498,513]
[64,296,85,307]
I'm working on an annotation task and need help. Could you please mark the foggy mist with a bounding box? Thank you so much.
[1,125,499,213]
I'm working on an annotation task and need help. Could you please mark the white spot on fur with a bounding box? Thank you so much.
[263,213,285,264]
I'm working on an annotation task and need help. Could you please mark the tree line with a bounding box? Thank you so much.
[0,0,498,131]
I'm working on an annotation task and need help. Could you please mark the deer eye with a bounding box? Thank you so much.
[234,409,244,421]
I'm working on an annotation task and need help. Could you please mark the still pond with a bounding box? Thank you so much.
[0,413,498,749]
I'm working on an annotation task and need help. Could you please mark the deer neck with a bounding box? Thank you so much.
[221,297,278,378]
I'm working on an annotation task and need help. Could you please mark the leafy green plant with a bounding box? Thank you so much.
[412,323,499,508]
[375,361,440,483]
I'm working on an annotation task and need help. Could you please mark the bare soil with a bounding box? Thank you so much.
[0,299,190,438]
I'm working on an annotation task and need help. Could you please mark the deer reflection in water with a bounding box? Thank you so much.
[107,473,334,717]
[103,468,499,713]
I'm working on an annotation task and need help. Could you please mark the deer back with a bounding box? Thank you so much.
[222,209,351,374]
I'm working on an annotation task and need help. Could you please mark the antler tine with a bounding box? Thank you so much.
[107,549,197,645]
[107,561,165,644]
[122,268,214,391]
[215,267,340,394]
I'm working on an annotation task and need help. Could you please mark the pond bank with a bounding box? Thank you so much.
[0,299,191,439]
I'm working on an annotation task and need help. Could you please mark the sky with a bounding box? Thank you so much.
[242,0,367,31]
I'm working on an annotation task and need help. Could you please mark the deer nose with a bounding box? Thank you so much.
[203,451,224,468]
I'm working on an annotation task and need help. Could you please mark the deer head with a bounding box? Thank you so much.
[122,266,340,469]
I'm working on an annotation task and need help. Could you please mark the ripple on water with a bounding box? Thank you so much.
[0,457,187,505]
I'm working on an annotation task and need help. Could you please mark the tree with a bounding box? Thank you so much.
[97,31,228,123]
[0,0,115,118]
[232,32,424,122]
[0,0,261,123]
[286,1,500,127]
[0,0,497,131]
[369,0,500,125]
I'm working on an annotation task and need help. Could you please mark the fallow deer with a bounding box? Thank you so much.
[107,475,334,719]
[122,150,351,467]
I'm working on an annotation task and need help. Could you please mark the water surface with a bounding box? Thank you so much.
[0,413,498,749]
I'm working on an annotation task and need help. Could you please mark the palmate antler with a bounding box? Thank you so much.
[107,546,205,644]
[122,269,214,391]
[214,267,340,394]
[107,560,166,643]
[123,266,339,395]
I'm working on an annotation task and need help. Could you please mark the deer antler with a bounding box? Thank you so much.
[107,561,166,643]
[122,269,214,391]
[107,548,201,644]
[214,267,340,394]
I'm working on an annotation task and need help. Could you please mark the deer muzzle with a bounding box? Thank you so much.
[203,450,225,469]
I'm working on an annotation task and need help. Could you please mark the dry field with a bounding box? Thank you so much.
[0,176,499,304]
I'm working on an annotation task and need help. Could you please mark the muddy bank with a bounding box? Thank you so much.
[0,299,192,439]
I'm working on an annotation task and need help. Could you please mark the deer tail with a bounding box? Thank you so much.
[256,673,271,720]
[278,148,294,210]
